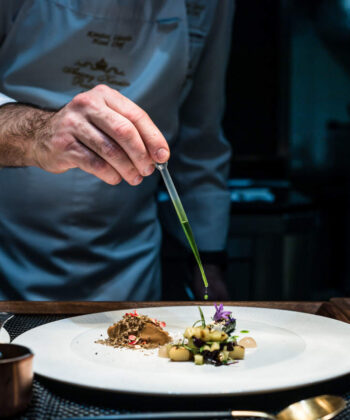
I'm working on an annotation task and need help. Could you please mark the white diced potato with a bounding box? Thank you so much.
[184,327,210,341]
[209,330,228,342]
[194,354,204,365]
[184,327,227,342]
[184,327,196,338]
[210,342,220,352]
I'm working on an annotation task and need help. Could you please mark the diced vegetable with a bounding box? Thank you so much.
[210,342,220,352]
[184,326,228,342]
[194,354,204,365]
[228,345,245,360]
[210,330,228,342]
[222,350,229,360]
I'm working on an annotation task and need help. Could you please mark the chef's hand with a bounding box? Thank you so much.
[0,85,169,185]
[192,264,230,301]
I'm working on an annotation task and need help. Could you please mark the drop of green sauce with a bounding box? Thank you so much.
[240,330,250,333]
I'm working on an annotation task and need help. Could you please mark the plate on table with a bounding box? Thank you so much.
[0,328,10,343]
[13,306,350,396]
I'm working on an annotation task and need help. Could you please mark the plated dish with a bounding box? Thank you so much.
[98,304,256,366]
[12,306,350,396]
[158,304,256,366]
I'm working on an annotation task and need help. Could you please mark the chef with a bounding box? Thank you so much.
[0,0,233,300]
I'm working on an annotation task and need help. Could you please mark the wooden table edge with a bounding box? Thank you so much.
[0,300,338,317]
[330,297,350,322]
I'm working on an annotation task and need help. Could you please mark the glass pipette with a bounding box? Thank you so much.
[156,162,208,299]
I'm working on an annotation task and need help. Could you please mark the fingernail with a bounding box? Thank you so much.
[134,175,143,185]
[156,148,169,162]
[144,164,155,176]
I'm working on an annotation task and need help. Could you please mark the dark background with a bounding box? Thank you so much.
[162,0,350,301]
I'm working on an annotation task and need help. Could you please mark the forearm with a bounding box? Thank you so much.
[0,103,53,167]
[0,85,169,184]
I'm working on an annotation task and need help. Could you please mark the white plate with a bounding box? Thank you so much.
[0,328,10,343]
[13,306,350,396]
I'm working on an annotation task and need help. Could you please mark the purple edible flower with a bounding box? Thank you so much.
[213,303,232,322]
[225,315,236,326]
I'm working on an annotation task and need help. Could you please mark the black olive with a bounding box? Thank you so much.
[226,342,234,351]
[193,337,205,348]
[201,350,210,359]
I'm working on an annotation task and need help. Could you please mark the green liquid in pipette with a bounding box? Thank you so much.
[181,220,208,300]
[156,162,208,300]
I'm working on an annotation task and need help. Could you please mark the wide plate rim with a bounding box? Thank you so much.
[0,327,10,344]
[12,305,350,396]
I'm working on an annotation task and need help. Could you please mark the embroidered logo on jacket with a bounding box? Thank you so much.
[87,31,132,49]
[62,58,130,90]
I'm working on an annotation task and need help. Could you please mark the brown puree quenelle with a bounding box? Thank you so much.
[98,310,171,349]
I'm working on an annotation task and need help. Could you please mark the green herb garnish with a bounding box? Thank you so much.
[198,307,206,328]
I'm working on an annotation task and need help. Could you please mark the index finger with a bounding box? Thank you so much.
[103,87,170,163]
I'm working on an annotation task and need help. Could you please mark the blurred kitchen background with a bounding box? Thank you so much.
[161,0,350,301]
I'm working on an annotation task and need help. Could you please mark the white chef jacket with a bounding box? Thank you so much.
[0,0,233,300]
